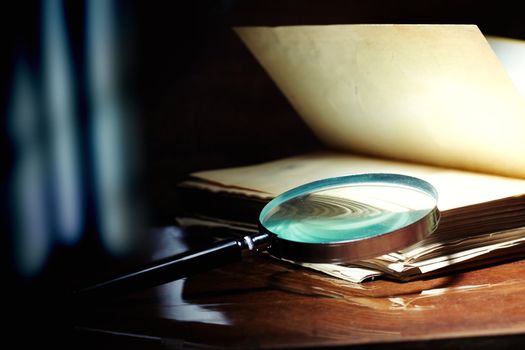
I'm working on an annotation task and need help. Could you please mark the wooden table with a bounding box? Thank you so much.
[72,226,525,349]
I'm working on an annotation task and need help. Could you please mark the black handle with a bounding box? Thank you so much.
[74,232,270,301]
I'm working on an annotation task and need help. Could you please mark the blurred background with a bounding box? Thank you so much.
[2,0,525,342]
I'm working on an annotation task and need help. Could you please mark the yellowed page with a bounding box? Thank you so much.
[234,25,525,179]
[192,152,525,211]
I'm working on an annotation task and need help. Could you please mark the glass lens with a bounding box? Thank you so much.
[260,174,437,244]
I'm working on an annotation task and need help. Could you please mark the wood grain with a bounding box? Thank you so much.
[74,227,525,348]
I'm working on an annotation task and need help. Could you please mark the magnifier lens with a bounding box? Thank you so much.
[259,174,439,262]
[262,184,436,243]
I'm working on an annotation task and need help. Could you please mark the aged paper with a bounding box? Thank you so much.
[234,25,525,179]
[181,26,525,282]
[192,152,525,211]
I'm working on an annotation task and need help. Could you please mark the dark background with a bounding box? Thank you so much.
[3,0,525,346]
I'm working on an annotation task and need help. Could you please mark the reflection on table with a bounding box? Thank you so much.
[74,226,525,349]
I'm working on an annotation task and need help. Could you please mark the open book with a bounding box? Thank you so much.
[176,25,525,282]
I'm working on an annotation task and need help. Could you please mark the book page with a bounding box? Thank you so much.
[234,25,525,179]
[488,36,525,100]
[192,152,525,211]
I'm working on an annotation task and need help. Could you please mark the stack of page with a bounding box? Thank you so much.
[176,25,525,282]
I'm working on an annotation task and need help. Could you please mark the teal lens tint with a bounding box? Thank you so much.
[260,174,438,245]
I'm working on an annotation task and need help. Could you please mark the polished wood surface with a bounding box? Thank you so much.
[73,227,525,349]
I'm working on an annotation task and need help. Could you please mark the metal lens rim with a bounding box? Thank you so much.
[259,173,440,263]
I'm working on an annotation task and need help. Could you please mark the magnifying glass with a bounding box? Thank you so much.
[76,173,439,300]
